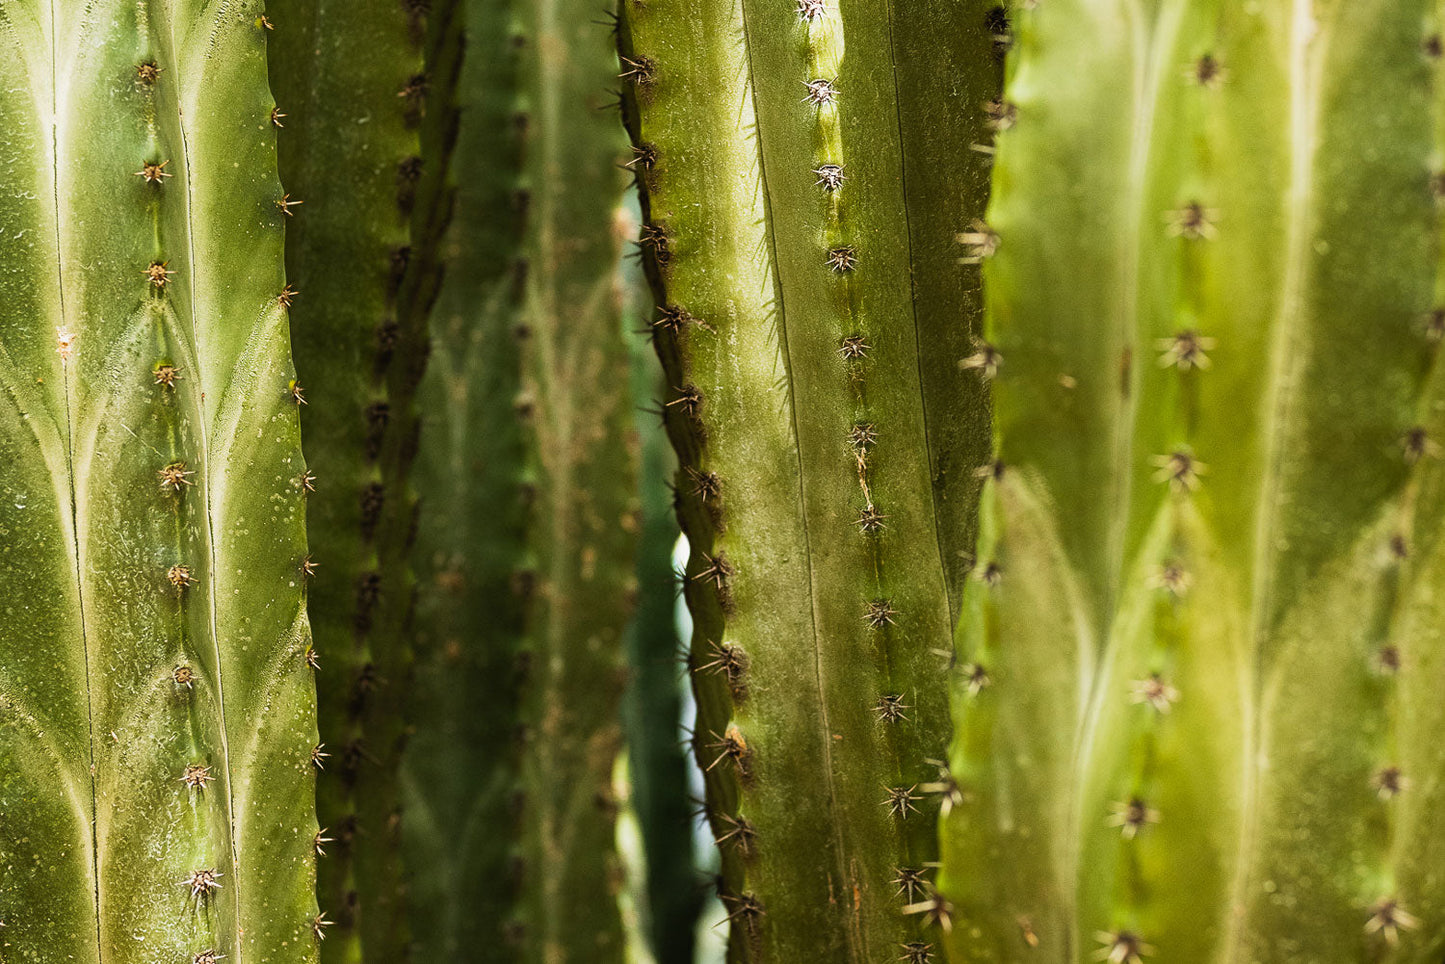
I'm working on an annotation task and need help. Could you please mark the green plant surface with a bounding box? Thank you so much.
[623,240,701,964]
[0,2,319,961]
[941,2,1445,962]
[400,0,530,953]
[266,2,439,958]
[617,0,996,958]
[403,0,634,958]
[511,0,636,956]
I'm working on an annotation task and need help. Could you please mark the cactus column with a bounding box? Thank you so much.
[941,1,1445,962]
[0,2,319,961]
[404,0,635,958]
[401,0,530,954]
[268,1,461,959]
[618,0,996,958]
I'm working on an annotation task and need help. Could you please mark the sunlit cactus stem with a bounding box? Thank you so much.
[0,2,319,961]
[618,0,996,957]
[941,2,1445,963]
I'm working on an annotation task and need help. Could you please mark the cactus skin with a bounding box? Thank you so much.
[623,253,701,964]
[268,2,460,958]
[512,2,636,957]
[618,0,994,957]
[942,2,1445,962]
[403,0,634,958]
[401,0,529,952]
[0,2,319,961]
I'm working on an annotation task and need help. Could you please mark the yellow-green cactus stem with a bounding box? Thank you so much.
[0,2,319,961]
[941,2,1445,962]
[618,0,997,957]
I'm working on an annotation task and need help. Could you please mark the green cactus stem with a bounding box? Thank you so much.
[401,0,530,953]
[404,0,634,958]
[623,242,702,964]
[941,2,1445,962]
[510,1,636,957]
[0,2,319,961]
[268,2,460,958]
[617,0,996,957]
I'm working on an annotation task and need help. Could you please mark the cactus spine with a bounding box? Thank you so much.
[942,2,1445,961]
[618,0,995,957]
[0,2,319,960]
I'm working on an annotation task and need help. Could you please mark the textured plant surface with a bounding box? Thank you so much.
[404,0,635,958]
[0,2,320,961]
[511,0,636,953]
[623,248,701,964]
[401,0,530,953]
[941,2,1445,962]
[618,0,996,957]
[268,2,460,959]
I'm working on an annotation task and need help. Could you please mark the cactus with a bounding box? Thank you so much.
[623,243,702,964]
[404,0,635,958]
[940,2,1445,962]
[510,0,636,953]
[267,2,460,958]
[617,0,996,957]
[401,0,529,952]
[0,2,319,961]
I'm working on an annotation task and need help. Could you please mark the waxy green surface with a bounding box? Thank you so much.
[267,2,430,958]
[620,0,995,958]
[942,1,1445,962]
[0,2,318,961]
